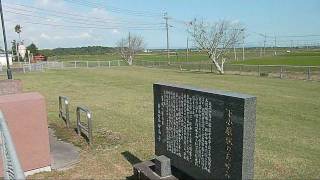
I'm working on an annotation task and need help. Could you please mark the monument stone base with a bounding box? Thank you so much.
[0,92,51,177]
[133,155,195,180]
[24,166,51,176]
[0,79,22,95]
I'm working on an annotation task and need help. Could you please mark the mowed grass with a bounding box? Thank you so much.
[52,50,320,67]
[50,52,209,63]
[15,67,320,179]
[232,55,320,66]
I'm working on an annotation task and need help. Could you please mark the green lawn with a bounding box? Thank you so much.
[232,55,320,66]
[15,67,320,179]
[50,50,320,67]
[49,52,210,63]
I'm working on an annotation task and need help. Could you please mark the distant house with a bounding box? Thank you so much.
[0,53,13,66]
[32,54,47,63]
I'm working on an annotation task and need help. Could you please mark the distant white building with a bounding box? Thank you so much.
[0,53,13,66]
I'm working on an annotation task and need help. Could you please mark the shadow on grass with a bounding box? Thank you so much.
[73,127,90,145]
[121,151,142,165]
[121,151,142,180]
[175,69,217,75]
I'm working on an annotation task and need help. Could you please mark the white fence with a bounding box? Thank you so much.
[2,60,319,81]
[21,60,125,71]
[62,60,126,69]
[134,60,320,81]
[0,60,127,75]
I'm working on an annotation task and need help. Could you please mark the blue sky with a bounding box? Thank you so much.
[2,0,320,49]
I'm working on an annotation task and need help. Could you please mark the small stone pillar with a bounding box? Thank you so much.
[154,155,172,177]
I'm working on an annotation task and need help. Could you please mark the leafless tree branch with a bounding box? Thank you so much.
[117,34,145,65]
[188,19,245,74]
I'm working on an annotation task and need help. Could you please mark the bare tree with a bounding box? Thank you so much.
[117,33,144,65]
[188,19,245,74]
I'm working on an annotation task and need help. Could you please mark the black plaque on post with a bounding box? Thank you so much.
[153,83,256,180]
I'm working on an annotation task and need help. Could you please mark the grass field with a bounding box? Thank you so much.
[15,66,320,179]
[49,52,209,62]
[232,55,320,66]
[49,50,320,67]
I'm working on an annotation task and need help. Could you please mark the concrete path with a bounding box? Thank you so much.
[49,128,80,170]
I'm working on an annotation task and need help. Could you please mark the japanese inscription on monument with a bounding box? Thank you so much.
[154,83,256,179]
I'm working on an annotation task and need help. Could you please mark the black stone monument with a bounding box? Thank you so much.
[153,83,256,180]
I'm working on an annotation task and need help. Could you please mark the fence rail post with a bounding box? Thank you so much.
[258,65,261,76]
[280,66,283,79]
[86,61,89,68]
[118,60,120,66]
[108,61,111,68]
[307,67,311,80]
[74,61,77,68]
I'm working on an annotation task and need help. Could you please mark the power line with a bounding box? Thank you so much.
[63,0,162,18]
[4,3,162,25]
[251,31,320,39]
[4,10,164,29]
[6,19,166,31]
[275,34,320,38]
[86,0,162,17]
[4,6,163,26]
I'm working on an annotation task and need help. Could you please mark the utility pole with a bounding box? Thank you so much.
[11,40,18,62]
[242,43,244,60]
[263,33,266,56]
[128,32,132,65]
[233,45,237,61]
[186,37,189,61]
[16,41,20,62]
[0,0,12,79]
[128,32,131,55]
[242,30,245,61]
[274,36,277,56]
[164,12,170,64]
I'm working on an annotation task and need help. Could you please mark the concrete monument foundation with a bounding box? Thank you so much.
[0,92,51,176]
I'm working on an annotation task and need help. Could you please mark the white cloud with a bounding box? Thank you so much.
[40,33,62,40]
[230,19,240,25]
[3,0,121,49]
[79,32,91,38]
[40,33,50,39]
[69,32,92,39]
[89,8,111,18]
[34,0,65,8]
[112,29,119,34]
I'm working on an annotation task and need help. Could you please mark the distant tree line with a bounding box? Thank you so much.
[39,46,116,56]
